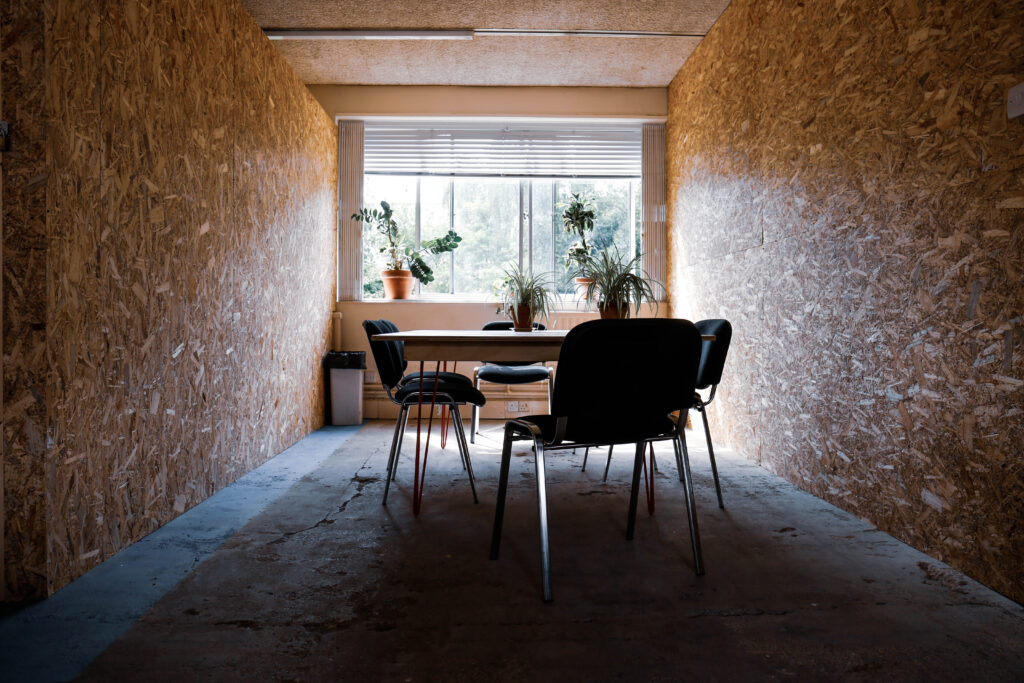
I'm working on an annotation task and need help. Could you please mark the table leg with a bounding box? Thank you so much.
[413,362,425,515]
[414,361,443,515]
[642,441,656,515]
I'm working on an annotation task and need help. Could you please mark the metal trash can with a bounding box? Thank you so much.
[324,351,366,425]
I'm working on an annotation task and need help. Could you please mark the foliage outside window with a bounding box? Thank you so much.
[362,176,641,300]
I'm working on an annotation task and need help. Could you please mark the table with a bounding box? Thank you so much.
[372,328,569,363]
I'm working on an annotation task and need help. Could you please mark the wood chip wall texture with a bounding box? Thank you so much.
[666,0,1023,603]
[2,0,337,599]
[2,0,48,599]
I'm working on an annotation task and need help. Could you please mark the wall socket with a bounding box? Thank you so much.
[505,401,531,413]
[1009,82,1024,120]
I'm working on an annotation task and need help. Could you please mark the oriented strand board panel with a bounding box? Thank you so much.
[666,0,1024,603]
[2,1,48,599]
[238,0,730,87]
[38,0,336,595]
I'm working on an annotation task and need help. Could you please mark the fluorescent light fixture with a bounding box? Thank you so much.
[264,28,703,41]
[473,29,703,38]
[265,30,474,41]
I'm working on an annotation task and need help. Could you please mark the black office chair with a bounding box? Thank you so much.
[470,321,554,444]
[363,319,485,506]
[586,320,733,501]
[489,318,704,601]
[693,318,732,509]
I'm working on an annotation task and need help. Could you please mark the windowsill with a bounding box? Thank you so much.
[335,299,665,313]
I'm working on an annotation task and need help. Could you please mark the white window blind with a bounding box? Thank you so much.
[363,121,642,178]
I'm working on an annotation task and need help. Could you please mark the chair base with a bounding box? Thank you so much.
[383,402,478,508]
[490,415,704,602]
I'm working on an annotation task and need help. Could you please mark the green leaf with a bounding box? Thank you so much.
[407,253,434,284]
[420,230,462,255]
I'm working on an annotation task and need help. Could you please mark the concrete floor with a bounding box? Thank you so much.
[4,420,1024,681]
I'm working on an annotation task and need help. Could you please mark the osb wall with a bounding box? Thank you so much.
[2,1,48,598]
[667,0,1023,602]
[2,0,337,599]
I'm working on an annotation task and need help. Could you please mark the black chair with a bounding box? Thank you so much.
[470,321,554,444]
[362,319,486,506]
[586,319,733,505]
[693,319,732,509]
[489,318,705,601]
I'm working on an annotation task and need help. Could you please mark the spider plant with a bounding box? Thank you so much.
[494,264,554,330]
[583,249,659,318]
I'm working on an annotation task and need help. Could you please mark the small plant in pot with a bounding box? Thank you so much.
[560,192,596,298]
[583,249,659,319]
[494,264,554,332]
[352,200,462,299]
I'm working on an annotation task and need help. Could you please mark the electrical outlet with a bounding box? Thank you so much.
[518,401,530,413]
[505,400,519,412]
[1010,82,1024,120]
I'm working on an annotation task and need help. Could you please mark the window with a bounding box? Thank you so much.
[342,120,664,302]
[362,177,641,299]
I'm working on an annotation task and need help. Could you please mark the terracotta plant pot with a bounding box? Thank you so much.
[574,277,595,300]
[598,301,629,319]
[512,304,534,332]
[381,270,414,299]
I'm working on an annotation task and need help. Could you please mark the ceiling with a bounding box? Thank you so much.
[238,1,731,87]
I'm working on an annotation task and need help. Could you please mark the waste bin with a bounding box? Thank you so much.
[323,351,366,425]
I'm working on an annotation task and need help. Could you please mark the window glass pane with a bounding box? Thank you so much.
[451,179,519,297]
[529,181,557,289]
[554,180,637,285]
[419,177,452,295]
[632,179,642,258]
[362,176,417,299]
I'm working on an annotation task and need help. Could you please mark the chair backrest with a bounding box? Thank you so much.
[362,319,407,389]
[552,318,701,443]
[694,319,732,390]
[482,320,546,366]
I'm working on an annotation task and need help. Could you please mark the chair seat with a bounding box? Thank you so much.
[401,371,474,387]
[395,379,486,406]
[510,414,675,446]
[478,365,552,385]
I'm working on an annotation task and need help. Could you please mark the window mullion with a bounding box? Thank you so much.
[415,177,421,296]
[550,181,556,290]
[527,182,534,276]
[449,179,455,295]
[629,180,637,268]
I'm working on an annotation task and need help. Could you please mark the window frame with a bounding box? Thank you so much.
[337,118,666,305]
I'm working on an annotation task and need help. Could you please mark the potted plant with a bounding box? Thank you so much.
[583,249,659,319]
[352,200,462,299]
[494,264,554,332]
[561,192,596,298]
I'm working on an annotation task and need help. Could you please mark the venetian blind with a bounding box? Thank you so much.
[363,121,642,178]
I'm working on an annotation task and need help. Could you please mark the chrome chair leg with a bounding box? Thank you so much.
[677,421,704,575]
[393,406,410,481]
[533,437,553,602]
[672,436,685,482]
[490,425,515,560]
[382,405,408,505]
[699,406,724,508]
[471,371,481,444]
[626,441,646,540]
[603,445,614,482]
[451,404,478,504]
